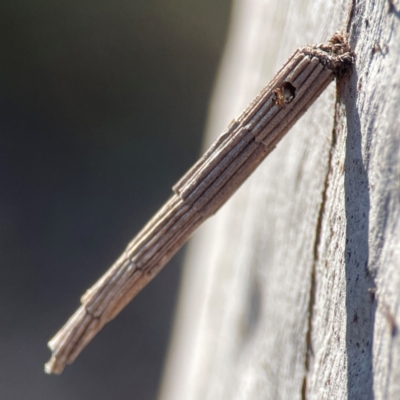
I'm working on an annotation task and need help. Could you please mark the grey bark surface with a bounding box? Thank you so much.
[159,1,400,399]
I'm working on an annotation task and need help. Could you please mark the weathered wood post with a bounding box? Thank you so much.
[159,1,400,399]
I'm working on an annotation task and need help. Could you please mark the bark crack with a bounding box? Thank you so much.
[302,95,340,400]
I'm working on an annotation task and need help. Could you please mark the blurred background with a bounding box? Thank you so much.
[0,1,231,399]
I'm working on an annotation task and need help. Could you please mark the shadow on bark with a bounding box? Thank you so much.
[343,70,376,400]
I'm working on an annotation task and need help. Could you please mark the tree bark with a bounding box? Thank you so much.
[159,1,400,399]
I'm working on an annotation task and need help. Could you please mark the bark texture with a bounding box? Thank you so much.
[159,1,400,399]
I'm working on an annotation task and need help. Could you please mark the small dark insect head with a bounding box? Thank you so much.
[273,82,296,107]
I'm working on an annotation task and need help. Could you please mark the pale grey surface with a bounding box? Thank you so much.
[160,1,400,399]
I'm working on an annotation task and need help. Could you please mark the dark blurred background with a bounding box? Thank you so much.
[0,1,231,399]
